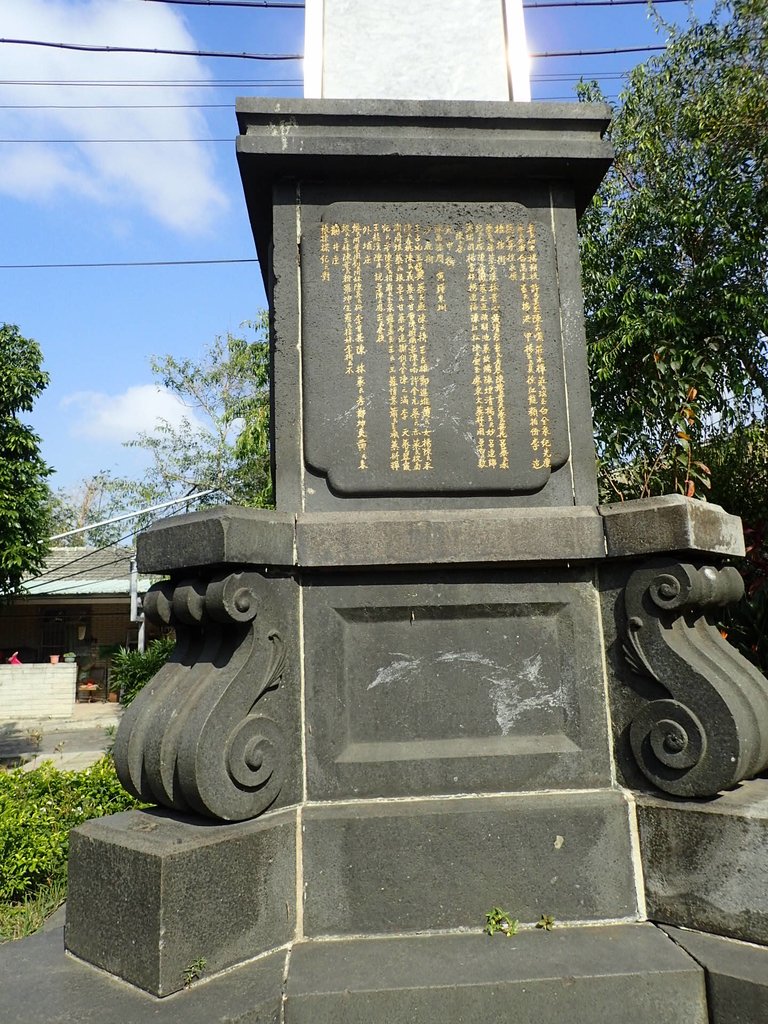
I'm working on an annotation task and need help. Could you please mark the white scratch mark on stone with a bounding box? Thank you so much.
[367,657,420,690]
[486,654,566,736]
[554,835,565,850]
[335,405,357,424]
[436,651,498,668]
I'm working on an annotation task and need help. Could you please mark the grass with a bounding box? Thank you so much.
[0,878,66,943]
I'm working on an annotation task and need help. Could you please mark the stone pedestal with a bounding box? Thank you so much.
[55,101,768,1020]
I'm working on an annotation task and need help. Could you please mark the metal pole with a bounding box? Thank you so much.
[48,489,219,542]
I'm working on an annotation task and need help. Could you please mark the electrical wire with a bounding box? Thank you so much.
[0,37,668,62]
[142,0,304,7]
[526,0,686,6]
[0,79,302,87]
[0,70,627,105]
[23,554,138,594]
[0,258,258,269]
[24,494,224,591]
[531,44,665,56]
[0,103,238,109]
[0,38,302,61]
[138,0,692,7]
[141,0,304,7]
[0,138,237,143]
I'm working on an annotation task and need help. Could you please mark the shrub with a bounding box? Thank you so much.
[0,758,143,904]
[110,635,175,706]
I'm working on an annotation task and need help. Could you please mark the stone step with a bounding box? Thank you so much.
[661,926,768,1024]
[283,924,707,1024]
[0,922,708,1023]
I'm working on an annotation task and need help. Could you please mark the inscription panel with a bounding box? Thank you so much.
[301,201,570,496]
[302,575,613,800]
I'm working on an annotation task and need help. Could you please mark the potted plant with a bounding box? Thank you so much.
[63,652,76,663]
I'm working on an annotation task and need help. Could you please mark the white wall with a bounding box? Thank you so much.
[0,664,77,720]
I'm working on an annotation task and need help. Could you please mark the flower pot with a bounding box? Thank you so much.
[107,691,119,703]
[63,656,75,664]
[49,655,60,665]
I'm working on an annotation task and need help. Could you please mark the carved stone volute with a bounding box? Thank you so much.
[113,572,288,822]
[623,562,768,797]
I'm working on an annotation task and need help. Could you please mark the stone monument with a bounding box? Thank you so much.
[5,2,768,1021]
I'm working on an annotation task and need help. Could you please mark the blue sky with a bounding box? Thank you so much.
[0,0,713,492]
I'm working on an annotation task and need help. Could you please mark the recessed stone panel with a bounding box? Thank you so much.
[301,201,569,497]
[303,572,613,799]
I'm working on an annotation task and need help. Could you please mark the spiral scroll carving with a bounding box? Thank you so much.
[622,562,768,797]
[113,572,288,822]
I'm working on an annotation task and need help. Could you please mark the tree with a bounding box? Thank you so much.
[579,0,768,502]
[48,471,138,548]
[126,319,272,509]
[0,324,52,596]
[50,320,272,547]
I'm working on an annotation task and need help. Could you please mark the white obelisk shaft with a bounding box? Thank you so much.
[303,0,531,102]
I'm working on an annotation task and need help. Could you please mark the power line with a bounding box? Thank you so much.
[139,0,690,6]
[0,103,237,109]
[49,490,219,541]
[0,37,670,63]
[526,0,686,6]
[0,71,627,105]
[0,258,258,269]
[532,44,665,56]
[0,38,302,61]
[0,138,236,143]
[141,0,304,6]
[0,78,303,87]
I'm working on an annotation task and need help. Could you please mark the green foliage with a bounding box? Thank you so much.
[183,957,207,988]
[0,878,66,943]
[721,582,768,672]
[126,319,272,509]
[0,758,144,904]
[0,324,52,595]
[579,0,768,502]
[110,635,175,706]
[701,424,768,672]
[536,914,556,931]
[484,906,519,937]
[706,424,768,528]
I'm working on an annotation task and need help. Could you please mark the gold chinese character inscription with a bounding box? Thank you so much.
[320,217,553,475]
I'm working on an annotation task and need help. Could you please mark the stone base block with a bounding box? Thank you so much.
[65,807,297,997]
[285,925,707,1023]
[636,778,768,945]
[302,790,639,936]
[662,926,768,1024]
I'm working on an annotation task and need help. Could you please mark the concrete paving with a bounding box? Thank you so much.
[0,702,122,772]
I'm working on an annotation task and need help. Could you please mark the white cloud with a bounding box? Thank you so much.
[0,0,228,232]
[61,383,204,442]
